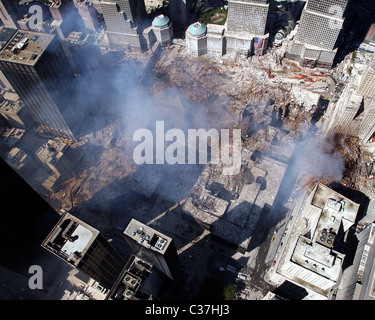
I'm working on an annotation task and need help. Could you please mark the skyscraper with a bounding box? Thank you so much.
[123,218,180,280]
[0,0,20,29]
[323,60,375,143]
[100,0,148,51]
[169,0,191,25]
[74,0,100,32]
[42,212,127,290]
[357,61,375,99]
[0,29,86,141]
[225,0,269,56]
[287,0,349,68]
[0,156,64,299]
[268,183,359,299]
[227,0,268,35]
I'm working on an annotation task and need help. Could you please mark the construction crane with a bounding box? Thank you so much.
[257,56,274,78]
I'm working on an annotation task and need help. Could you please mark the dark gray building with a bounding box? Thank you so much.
[100,0,150,51]
[0,29,86,141]
[169,0,191,25]
[42,213,127,291]
[123,218,180,281]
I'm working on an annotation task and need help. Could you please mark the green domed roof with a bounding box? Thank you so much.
[152,15,170,27]
[188,22,206,36]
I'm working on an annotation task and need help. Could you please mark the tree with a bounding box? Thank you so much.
[223,285,236,300]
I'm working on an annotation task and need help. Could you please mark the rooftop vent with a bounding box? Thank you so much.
[123,273,140,290]
[318,228,335,247]
[155,237,167,251]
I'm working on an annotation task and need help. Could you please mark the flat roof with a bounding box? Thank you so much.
[123,218,172,255]
[36,140,67,163]
[42,213,99,266]
[275,183,359,297]
[0,29,54,66]
[292,236,344,282]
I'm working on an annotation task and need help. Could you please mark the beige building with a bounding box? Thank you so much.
[323,59,375,143]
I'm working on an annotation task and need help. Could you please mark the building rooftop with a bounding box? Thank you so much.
[0,29,54,66]
[36,140,67,164]
[42,213,99,267]
[207,24,225,37]
[7,147,29,170]
[0,127,25,147]
[123,218,172,255]
[274,183,359,298]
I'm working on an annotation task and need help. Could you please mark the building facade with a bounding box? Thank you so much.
[286,0,349,68]
[169,0,191,25]
[151,14,173,46]
[337,223,375,300]
[323,60,375,143]
[42,212,127,290]
[100,0,149,52]
[0,29,86,141]
[74,0,100,32]
[185,22,207,57]
[0,0,20,29]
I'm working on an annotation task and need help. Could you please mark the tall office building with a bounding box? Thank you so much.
[357,61,375,99]
[225,0,269,56]
[101,0,149,51]
[336,223,375,300]
[323,61,375,143]
[74,0,100,32]
[107,254,164,300]
[268,183,359,299]
[0,29,86,141]
[0,0,20,29]
[0,156,65,299]
[42,212,127,290]
[287,0,349,68]
[227,0,268,35]
[169,0,191,25]
[123,218,180,280]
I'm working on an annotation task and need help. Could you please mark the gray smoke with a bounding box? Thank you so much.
[290,128,346,185]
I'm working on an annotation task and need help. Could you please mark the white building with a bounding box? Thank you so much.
[185,22,207,57]
[151,15,173,46]
[268,183,359,299]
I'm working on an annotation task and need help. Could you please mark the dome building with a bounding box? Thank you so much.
[151,14,173,46]
[185,22,207,57]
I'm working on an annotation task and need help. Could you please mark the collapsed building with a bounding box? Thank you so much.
[182,150,287,253]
